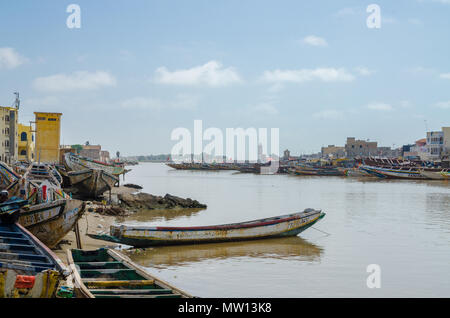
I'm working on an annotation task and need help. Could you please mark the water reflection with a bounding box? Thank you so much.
[116,208,204,224]
[126,236,323,268]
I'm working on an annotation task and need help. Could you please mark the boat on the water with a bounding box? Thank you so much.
[419,169,449,180]
[64,152,126,176]
[67,168,118,198]
[0,217,68,298]
[294,164,345,176]
[67,248,192,298]
[88,209,325,247]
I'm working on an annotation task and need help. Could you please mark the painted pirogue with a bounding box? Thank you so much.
[293,164,345,176]
[0,205,68,298]
[64,152,126,176]
[7,163,86,248]
[67,248,192,298]
[66,168,118,198]
[88,209,325,247]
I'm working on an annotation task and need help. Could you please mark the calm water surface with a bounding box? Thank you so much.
[118,163,450,297]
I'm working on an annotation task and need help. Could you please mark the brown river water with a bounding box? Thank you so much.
[118,163,450,297]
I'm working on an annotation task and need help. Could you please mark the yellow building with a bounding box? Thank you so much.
[18,123,35,162]
[34,112,62,163]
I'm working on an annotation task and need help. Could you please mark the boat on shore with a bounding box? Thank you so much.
[0,217,68,298]
[419,169,449,180]
[88,209,325,247]
[67,248,192,298]
[294,164,345,176]
[359,165,430,179]
[64,152,126,176]
[14,163,86,248]
[67,168,118,198]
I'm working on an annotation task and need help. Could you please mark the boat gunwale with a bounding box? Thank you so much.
[115,210,321,232]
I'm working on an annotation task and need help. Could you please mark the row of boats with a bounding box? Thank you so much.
[167,158,449,180]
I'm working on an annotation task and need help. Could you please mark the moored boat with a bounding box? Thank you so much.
[359,165,429,179]
[0,218,68,298]
[419,169,449,180]
[88,209,325,247]
[67,248,192,298]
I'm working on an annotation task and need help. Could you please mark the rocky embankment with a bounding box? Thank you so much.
[118,192,207,211]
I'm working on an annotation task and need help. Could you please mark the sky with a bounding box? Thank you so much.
[0,0,449,156]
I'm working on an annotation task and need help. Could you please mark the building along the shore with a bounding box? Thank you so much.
[34,112,62,163]
[18,123,35,162]
[0,106,19,163]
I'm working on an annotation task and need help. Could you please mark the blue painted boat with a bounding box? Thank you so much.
[0,218,68,297]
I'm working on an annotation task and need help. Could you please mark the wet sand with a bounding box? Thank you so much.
[52,185,138,263]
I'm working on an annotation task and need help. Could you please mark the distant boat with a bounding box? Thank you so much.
[0,217,67,298]
[64,152,126,176]
[294,164,345,176]
[67,248,192,298]
[88,209,325,247]
[419,169,449,180]
[67,168,118,198]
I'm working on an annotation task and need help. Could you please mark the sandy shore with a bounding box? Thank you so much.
[52,185,138,263]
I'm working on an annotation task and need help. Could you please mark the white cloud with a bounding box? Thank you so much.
[33,71,117,92]
[121,94,199,111]
[440,73,450,79]
[435,101,450,109]
[367,102,393,111]
[261,67,355,83]
[355,67,375,76]
[312,110,344,119]
[154,61,242,86]
[0,48,28,69]
[302,35,328,47]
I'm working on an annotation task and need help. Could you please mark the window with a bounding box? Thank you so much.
[20,150,27,156]
[48,118,57,121]
[5,115,9,122]
[21,132,27,141]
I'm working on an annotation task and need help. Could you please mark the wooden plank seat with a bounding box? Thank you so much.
[75,261,127,270]
[90,288,174,295]
[81,279,156,289]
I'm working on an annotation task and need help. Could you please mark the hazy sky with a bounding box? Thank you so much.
[0,0,449,156]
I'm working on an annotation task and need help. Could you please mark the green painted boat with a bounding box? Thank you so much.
[67,248,192,298]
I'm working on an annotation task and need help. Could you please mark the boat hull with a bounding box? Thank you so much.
[65,153,125,176]
[360,165,429,179]
[90,210,325,247]
[67,248,192,298]
[68,169,118,198]
[19,199,85,248]
[419,170,449,180]
[0,221,67,298]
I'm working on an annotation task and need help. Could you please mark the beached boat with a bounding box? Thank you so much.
[419,169,449,180]
[359,165,429,179]
[0,162,21,192]
[67,248,192,298]
[88,209,325,247]
[64,152,126,176]
[14,163,86,248]
[0,217,67,298]
[67,168,118,198]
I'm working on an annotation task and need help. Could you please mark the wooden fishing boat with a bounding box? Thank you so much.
[0,218,67,298]
[13,163,86,248]
[88,209,325,247]
[67,168,118,198]
[294,165,344,176]
[419,169,449,180]
[19,199,85,248]
[0,162,21,191]
[359,165,429,179]
[64,152,126,176]
[67,248,192,298]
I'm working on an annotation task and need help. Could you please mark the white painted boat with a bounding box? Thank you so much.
[64,153,126,176]
[419,169,449,180]
[88,209,325,247]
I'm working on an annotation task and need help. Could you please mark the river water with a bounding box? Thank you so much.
[118,163,450,297]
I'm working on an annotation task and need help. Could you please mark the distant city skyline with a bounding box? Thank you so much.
[1,1,450,156]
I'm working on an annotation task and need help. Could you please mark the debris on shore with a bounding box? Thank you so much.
[123,183,143,190]
[117,192,207,211]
